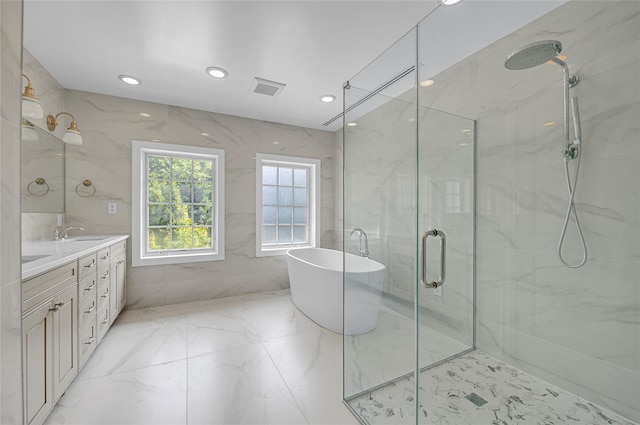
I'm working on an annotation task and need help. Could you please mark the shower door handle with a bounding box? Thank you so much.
[421,229,446,289]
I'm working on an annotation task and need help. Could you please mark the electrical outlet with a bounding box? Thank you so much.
[434,286,442,297]
[107,202,117,214]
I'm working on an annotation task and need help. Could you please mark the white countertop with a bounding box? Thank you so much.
[22,235,129,280]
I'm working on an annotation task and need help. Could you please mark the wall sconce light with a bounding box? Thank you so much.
[47,112,83,145]
[22,74,44,119]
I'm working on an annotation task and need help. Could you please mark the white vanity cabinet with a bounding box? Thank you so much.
[22,235,128,425]
[78,253,98,368]
[109,240,127,324]
[22,262,78,425]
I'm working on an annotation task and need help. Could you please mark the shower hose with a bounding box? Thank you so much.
[557,146,588,268]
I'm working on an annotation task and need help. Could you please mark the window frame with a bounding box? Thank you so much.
[255,153,321,257]
[131,140,225,267]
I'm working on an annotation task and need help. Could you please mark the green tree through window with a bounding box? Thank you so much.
[147,155,214,251]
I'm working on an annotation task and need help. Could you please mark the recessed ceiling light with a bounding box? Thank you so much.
[151,138,160,142]
[118,75,142,85]
[420,80,435,87]
[441,0,462,5]
[201,132,210,137]
[273,141,280,145]
[206,67,228,79]
[320,95,336,103]
[544,121,555,126]
[347,122,358,127]
[139,112,151,117]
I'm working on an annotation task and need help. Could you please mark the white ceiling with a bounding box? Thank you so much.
[23,1,442,132]
[23,1,566,133]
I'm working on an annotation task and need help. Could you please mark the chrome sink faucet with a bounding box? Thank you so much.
[53,226,85,241]
[351,228,369,258]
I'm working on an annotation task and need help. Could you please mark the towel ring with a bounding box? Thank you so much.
[75,179,96,198]
[27,177,49,197]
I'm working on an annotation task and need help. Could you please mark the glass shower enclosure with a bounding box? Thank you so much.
[342,24,475,423]
[343,1,640,425]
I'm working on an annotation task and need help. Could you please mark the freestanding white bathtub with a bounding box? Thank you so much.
[286,248,385,335]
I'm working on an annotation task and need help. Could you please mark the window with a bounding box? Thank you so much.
[132,140,225,266]
[256,154,320,257]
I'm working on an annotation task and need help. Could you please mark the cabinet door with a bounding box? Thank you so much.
[110,253,126,324]
[52,284,78,401]
[23,303,53,425]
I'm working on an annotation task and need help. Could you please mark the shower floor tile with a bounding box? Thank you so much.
[348,351,637,425]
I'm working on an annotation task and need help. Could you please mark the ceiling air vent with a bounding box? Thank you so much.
[250,77,286,97]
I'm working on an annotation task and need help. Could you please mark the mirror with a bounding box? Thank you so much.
[21,120,65,213]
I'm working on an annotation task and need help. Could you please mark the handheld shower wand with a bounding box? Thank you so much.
[505,40,587,268]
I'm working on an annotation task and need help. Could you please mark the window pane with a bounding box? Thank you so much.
[263,186,277,204]
[194,182,212,204]
[293,188,307,206]
[263,166,278,185]
[149,205,170,226]
[149,156,170,180]
[177,182,192,203]
[263,206,277,224]
[294,168,307,187]
[193,160,213,181]
[293,225,307,243]
[293,207,307,224]
[149,180,171,203]
[263,226,276,244]
[148,228,170,250]
[278,187,292,205]
[278,226,292,243]
[278,167,293,186]
[278,207,292,224]
[193,205,212,225]
[172,157,192,181]
[193,227,212,248]
[172,204,192,226]
[172,227,193,249]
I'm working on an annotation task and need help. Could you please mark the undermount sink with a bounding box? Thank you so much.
[21,254,51,264]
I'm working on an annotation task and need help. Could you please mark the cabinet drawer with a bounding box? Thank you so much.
[111,240,126,257]
[97,279,110,307]
[22,261,77,315]
[79,296,97,325]
[97,247,110,273]
[96,304,111,344]
[78,316,97,369]
[78,253,97,281]
[78,274,97,305]
[97,267,110,289]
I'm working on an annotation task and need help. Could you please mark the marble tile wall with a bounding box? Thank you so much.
[62,90,336,309]
[418,1,639,422]
[341,1,638,423]
[0,0,24,423]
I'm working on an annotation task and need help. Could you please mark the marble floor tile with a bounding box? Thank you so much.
[43,289,634,425]
[187,344,308,425]
[78,312,188,380]
[44,359,188,425]
[348,351,637,425]
[186,299,261,357]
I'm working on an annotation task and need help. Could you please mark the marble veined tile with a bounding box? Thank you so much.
[187,344,308,425]
[44,359,187,425]
[348,351,637,425]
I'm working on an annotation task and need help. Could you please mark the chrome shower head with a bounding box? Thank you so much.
[505,40,562,70]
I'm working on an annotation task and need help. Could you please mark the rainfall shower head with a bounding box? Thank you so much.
[504,40,562,70]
